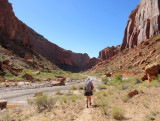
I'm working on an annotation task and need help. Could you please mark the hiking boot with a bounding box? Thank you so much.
[90,102,92,106]
[87,105,89,108]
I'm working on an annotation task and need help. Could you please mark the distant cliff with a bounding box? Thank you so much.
[0,0,97,72]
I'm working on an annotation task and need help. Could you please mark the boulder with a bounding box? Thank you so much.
[22,74,34,81]
[11,68,23,73]
[17,82,30,86]
[138,52,142,56]
[150,50,156,55]
[128,89,138,98]
[141,74,148,81]
[0,100,7,110]
[51,76,66,86]
[24,54,33,62]
[1,65,20,76]
[32,71,40,75]
[148,74,156,82]
[145,63,160,75]
[3,59,10,65]
[105,73,112,77]
[141,63,160,82]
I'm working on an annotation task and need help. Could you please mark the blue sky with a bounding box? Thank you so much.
[9,0,139,58]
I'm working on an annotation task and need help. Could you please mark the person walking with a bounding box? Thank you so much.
[84,77,94,108]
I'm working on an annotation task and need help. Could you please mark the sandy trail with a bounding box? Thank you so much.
[75,108,93,121]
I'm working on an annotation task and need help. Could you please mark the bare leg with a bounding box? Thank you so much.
[86,96,89,108]
[89,96,91,105]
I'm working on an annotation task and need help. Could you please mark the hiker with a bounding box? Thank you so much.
[84,77,94,108]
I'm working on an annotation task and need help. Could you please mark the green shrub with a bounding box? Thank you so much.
[97,84,107,90]
[121,95,130,103]
[34,94,57,112]
[121,84,129,90]
[61,96,68,103]
[102,77,109,85]
[60,94,81,104]
[65,90,73,96]
[155,74,160,82]
[114,73,122,82]
[94,92,109,115]
[95,91,107,99]
[4,69,14,78]
[112,107,125,120]
[145,110,160,120]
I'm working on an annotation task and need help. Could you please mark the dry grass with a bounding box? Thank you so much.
[112,107,126,120]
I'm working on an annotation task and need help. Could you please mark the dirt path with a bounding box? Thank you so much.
[75,108,93,121]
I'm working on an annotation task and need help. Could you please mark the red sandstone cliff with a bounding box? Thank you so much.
[0,0,95,72]
[121,0,160,50]
[99,46,121,61]
[99,0,160,61]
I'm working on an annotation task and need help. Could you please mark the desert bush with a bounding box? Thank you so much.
[34,94,57,112]
[0,110,11,120]
[4,69,14,78]
[55,89,63,95]
[102,77,109,85]
[94,92,109,115]
[155,74,160,82]
[145,110,160,120]
[70,95,77,102]
[134,78,142,84]
[120,84,129,90]
[95,91,107,99]
[97,84,107,90]
[143,101,149,109]
[121,95,130,103]
[78,84,84,90]
[61,96,68,104]
[70,85,78,90]
[112,107,125,120]
[65,90,73,96]
[114,73,122,82]
[89,73,103,78]
[60,94,82,104]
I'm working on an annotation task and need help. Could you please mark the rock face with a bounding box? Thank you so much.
[98,0,160,61]
[121,0,160,50]
[0,100,7,110]
[22,74,34,81]
[128,89,138,98]
[144,63,160,82]
[99,45,121,60]
[51,76,66,86]
[0,0,93,72]
[87,57,100,69]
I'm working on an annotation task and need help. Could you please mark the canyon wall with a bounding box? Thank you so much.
[0,0,96,72]
[121,0,160,50]
[99,0,160,60]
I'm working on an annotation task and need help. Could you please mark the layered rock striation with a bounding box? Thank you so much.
[0,0,95,72]
[99,45,121,60]
[99,0,160,60]
[121,0,160,50]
